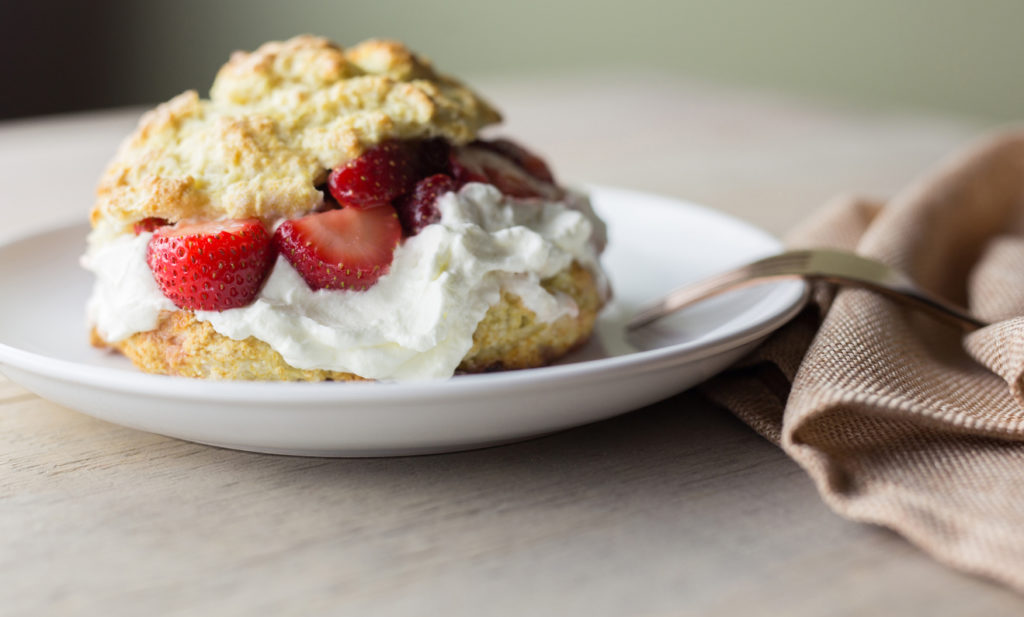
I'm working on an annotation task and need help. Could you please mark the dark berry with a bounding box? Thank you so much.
[475,138,556,183]
[395,174,458,236]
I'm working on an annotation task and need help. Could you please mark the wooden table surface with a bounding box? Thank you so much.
[3,73,1021,616]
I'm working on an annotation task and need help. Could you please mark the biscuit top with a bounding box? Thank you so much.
[91,36,502,232]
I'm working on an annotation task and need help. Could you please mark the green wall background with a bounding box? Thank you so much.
[101,0,1024,120]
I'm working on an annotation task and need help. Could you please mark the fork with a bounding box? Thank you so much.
[627,248,988,332]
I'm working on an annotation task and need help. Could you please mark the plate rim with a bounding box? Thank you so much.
[0,185,808,403]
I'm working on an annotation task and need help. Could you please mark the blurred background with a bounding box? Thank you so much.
[1,0,1021,121]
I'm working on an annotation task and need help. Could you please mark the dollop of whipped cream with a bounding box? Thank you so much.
[83,184,607,380]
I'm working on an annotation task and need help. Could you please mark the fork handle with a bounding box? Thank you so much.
[811,274,988,331]
[628,269,792,330]
[627,270,988,332]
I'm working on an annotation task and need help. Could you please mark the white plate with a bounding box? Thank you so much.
[0,187,806,456]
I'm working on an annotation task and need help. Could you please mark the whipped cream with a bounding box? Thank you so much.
[84,232,178,342]
[83,184,607,380]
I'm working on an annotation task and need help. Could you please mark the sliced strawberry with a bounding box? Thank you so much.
[328,140,419,209]
[274,205,402,291]
[449,143,563,200]
[146,218,275,311]
[475,138,556,183]
[134,217,170,235]
[394,174,457,236]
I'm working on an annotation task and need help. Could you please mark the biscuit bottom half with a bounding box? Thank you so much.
[91,262,603,381]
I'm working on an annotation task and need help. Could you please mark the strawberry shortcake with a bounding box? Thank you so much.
[83,36,608,381]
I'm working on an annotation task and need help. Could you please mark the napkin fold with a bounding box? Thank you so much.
[702,131,1024,591]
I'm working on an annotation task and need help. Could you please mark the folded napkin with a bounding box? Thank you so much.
[702,131,1024,591]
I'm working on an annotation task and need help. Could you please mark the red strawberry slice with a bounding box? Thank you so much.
[133,217,170,235]
[328,140,419,209]
[274,205,402,291]
[449,143,563,200]
[475,138,556,183]
[146,218,276,311]
[394,173,457,236]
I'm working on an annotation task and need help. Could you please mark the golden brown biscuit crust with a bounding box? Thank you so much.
[93,263,602,381]
[91,36,501,233]
[87,36,606,381]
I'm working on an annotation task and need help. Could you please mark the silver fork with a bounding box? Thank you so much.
[627,248,988,332]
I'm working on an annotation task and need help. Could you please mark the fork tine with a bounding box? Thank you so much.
[626,253,805,330]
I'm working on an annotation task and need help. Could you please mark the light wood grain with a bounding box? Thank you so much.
[3,73,1021,616]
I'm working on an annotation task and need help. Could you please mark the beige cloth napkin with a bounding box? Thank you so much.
[702,131,1024,591]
